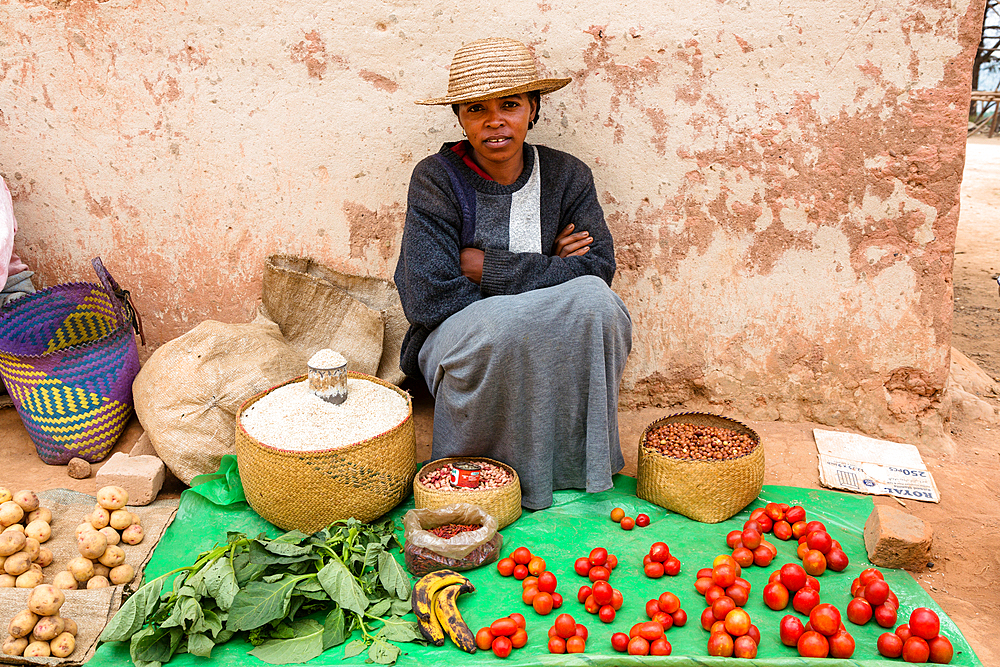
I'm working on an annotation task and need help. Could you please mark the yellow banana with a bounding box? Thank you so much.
[416,588,446,646]
[433,582,477,653]
[411,570,473,622]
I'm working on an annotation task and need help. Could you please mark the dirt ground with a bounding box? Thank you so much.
[2,137,998,664]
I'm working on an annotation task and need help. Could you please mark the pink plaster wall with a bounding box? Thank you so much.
[0,0,984,447]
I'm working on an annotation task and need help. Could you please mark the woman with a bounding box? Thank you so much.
[1,177,34,307]
[395,37,632,510]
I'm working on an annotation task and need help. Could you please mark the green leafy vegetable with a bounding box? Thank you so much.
[99,518,419,666]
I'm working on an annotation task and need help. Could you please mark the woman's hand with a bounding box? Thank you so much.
[460,247,485,285]
[552,224,593,258]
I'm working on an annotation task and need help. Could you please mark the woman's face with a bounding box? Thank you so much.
[457,94,537,178]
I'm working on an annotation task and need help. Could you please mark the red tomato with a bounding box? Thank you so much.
[620,517,635,530]
[908,607,941,641]
[927,635,954,664]
[707,631,735,657]
[512,564,529,580]
[492,636,512,658]
[551,592,563,608]
[644,561,665,578]
[694,576,714,595]
[801,549,827,576]
[521,576,538,590]
[741,527,762,550]
[874,603,898,628]
[566,635,586,653]
[508,613,526,629]
[475,627,495,651]
[537,571,557,594]
[611,587,624,610]
[762,582,789,611]
[527,556,547,576]
[658,591,680,614]
[792,587,820,616]
[547,636,566,654]
[712,563,737,588]
[826,548,850,572]
[496,557,515,577]
[726,583,749,607]
[591,580,613,606]
[588,566,611,583]
[901,636,930,663]
[644,599,661,619]
[510,627,528,648]
[747,624,761,646]
[779,614,805,647]
[704,585,726,605]
[639,621,665,641]
[785,505,806,523]
[791,520,809,539]
[753,545,775,567]
[664,556,682,576]
[588,547,608,567]
[858,567,884,586]
[734,635,758,658]
[650,637,672,655]
[726,530,743,549]
[554,613,577,639]
[846,597,873,625]
[896,624,913,643]
[574,557,592,577]
[610,632,629,653]
[577,585,592,604]
[806,530,833,554]
[490,618,518,637]
[804,520,826,534]
[700,606,717,631]
[724,608,751,637]
[511,546,532,565]
[804,575,821,592]
[635,513,650,527]
[877,632,904,658]
[583,594,599,614]
[521,585,538,605]
[828,630,855,659]
[765,502,784,521]
[809,603,842,637]
[598,604,616,623]
[606,554,618,570]
[627,636,650,655]
[648,542,670,562]
[797,630,830,658]
[651,611,673,630]
[732,546,754,568]
[697,567,715,579]
[575,624,588,640]
[773,520,793,541]
[864,579,890,606]
[670,608,687,627]
[711,596,736,621]
[532,592,554,615]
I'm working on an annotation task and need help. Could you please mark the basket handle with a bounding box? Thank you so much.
[91,257,146,346]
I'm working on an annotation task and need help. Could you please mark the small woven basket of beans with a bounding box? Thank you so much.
[636,412,764,523]
[413,457,521,529]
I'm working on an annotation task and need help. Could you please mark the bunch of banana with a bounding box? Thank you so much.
[411,569,477,652]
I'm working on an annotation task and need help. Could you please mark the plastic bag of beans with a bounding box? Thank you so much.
[402,504,502,576]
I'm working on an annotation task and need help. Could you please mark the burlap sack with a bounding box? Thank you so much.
[261,255,406,385]
[132,317,306,484]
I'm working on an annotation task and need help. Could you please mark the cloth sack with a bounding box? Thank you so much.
[132,315,305,484]
[261,254,406,384]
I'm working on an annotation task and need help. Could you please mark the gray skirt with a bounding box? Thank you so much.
[418,275,632,510]
[1,270,35,308]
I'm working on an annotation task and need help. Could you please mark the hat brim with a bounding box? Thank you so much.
[415,77,571,106]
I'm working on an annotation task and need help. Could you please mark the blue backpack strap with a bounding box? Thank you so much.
[433,153,477,248]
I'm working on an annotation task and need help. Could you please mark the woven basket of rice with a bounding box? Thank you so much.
[235,373,415,533]
[636,412,764,524]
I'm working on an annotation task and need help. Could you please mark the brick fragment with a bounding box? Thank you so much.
[863,504,932,571]
[95,452,165,506]
[67,457,91,479]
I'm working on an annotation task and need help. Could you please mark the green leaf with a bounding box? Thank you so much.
[272,529,312,545]
[133,626,184,663]
[192,608,223,637]
[389,599,412,617]
[250,540,314,566]
[364,542,383,568]
[377,551,411,601]
[160,596,202,631]
[376,616,422,643]
[321,608,347,650]
[248,619,325,665]
[203,557,240,611]
[227,577,299,631]
[368,638,401,665]
[101,577,164,642]
[317,559,368,615]
[343,639,367,658]
[186,632,216,658]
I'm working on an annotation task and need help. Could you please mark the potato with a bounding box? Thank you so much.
[67,557,94,583]
[0,574,15,588]
[12,491,39,514]
[99,526,121,546]
[97,486,128,511]
[89,506,110,530]
[86,575,110,589]
[4,552,30,576]
[26,507,51,525]
[2,635,27,656]
[0,488,10,504]
[8,609,38,638]
[30,615,64,642]
[23,640,50,657]
[121,524,145,545]
[1,524,23,535]
[109,509,132,531]
[35,547,53,568]
[130,513,141,526]
[28,584,65,616]
[76,522,97,538]
[21,537,39,562]
[0,501,23,528]
[52,571,78,590]
[24,520,50,544]
[92,562,111,579]
[62,618,77,636]
[29,563,42,575]
[49,631,75,658]
[15,570,43,588]
[109,563,135,585]
[0,531,25,557]
[77,529,108,559]
[98,545,125,568]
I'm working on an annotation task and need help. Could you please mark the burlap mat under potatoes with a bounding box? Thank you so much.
[0,489,178,666]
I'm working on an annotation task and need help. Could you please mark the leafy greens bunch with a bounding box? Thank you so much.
[100,518,421,666]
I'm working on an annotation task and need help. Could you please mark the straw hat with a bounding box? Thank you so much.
[416,37,571,106]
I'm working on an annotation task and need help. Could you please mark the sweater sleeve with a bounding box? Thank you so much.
[479,160,616,297]
[394,159,483,334]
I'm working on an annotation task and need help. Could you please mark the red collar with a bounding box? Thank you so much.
[451,141,493,181]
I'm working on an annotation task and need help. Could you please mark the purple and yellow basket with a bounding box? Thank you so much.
[0,258,141,464]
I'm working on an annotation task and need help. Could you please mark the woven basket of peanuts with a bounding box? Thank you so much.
[413,457,521,529]
[636,412,764,524]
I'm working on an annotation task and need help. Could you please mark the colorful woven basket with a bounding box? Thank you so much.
[0,258,142,464]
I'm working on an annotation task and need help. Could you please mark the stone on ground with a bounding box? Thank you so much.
[863,504,933,571]
[95,452,165,506]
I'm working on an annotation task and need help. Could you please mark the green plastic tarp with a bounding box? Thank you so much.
[88,456,981,666]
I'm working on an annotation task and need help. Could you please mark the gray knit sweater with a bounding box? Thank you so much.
[394,141,617,378]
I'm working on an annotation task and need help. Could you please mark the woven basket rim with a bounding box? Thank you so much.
[414,456,519,493]
[237,372,412,455]
[639,411,761,463]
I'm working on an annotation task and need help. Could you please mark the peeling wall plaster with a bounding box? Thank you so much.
[0,0,983,446]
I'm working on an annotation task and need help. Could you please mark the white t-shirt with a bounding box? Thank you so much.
[1,178,29,287]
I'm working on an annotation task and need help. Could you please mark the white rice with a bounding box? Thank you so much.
[241,378,408,451]
[308,348,347,369]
